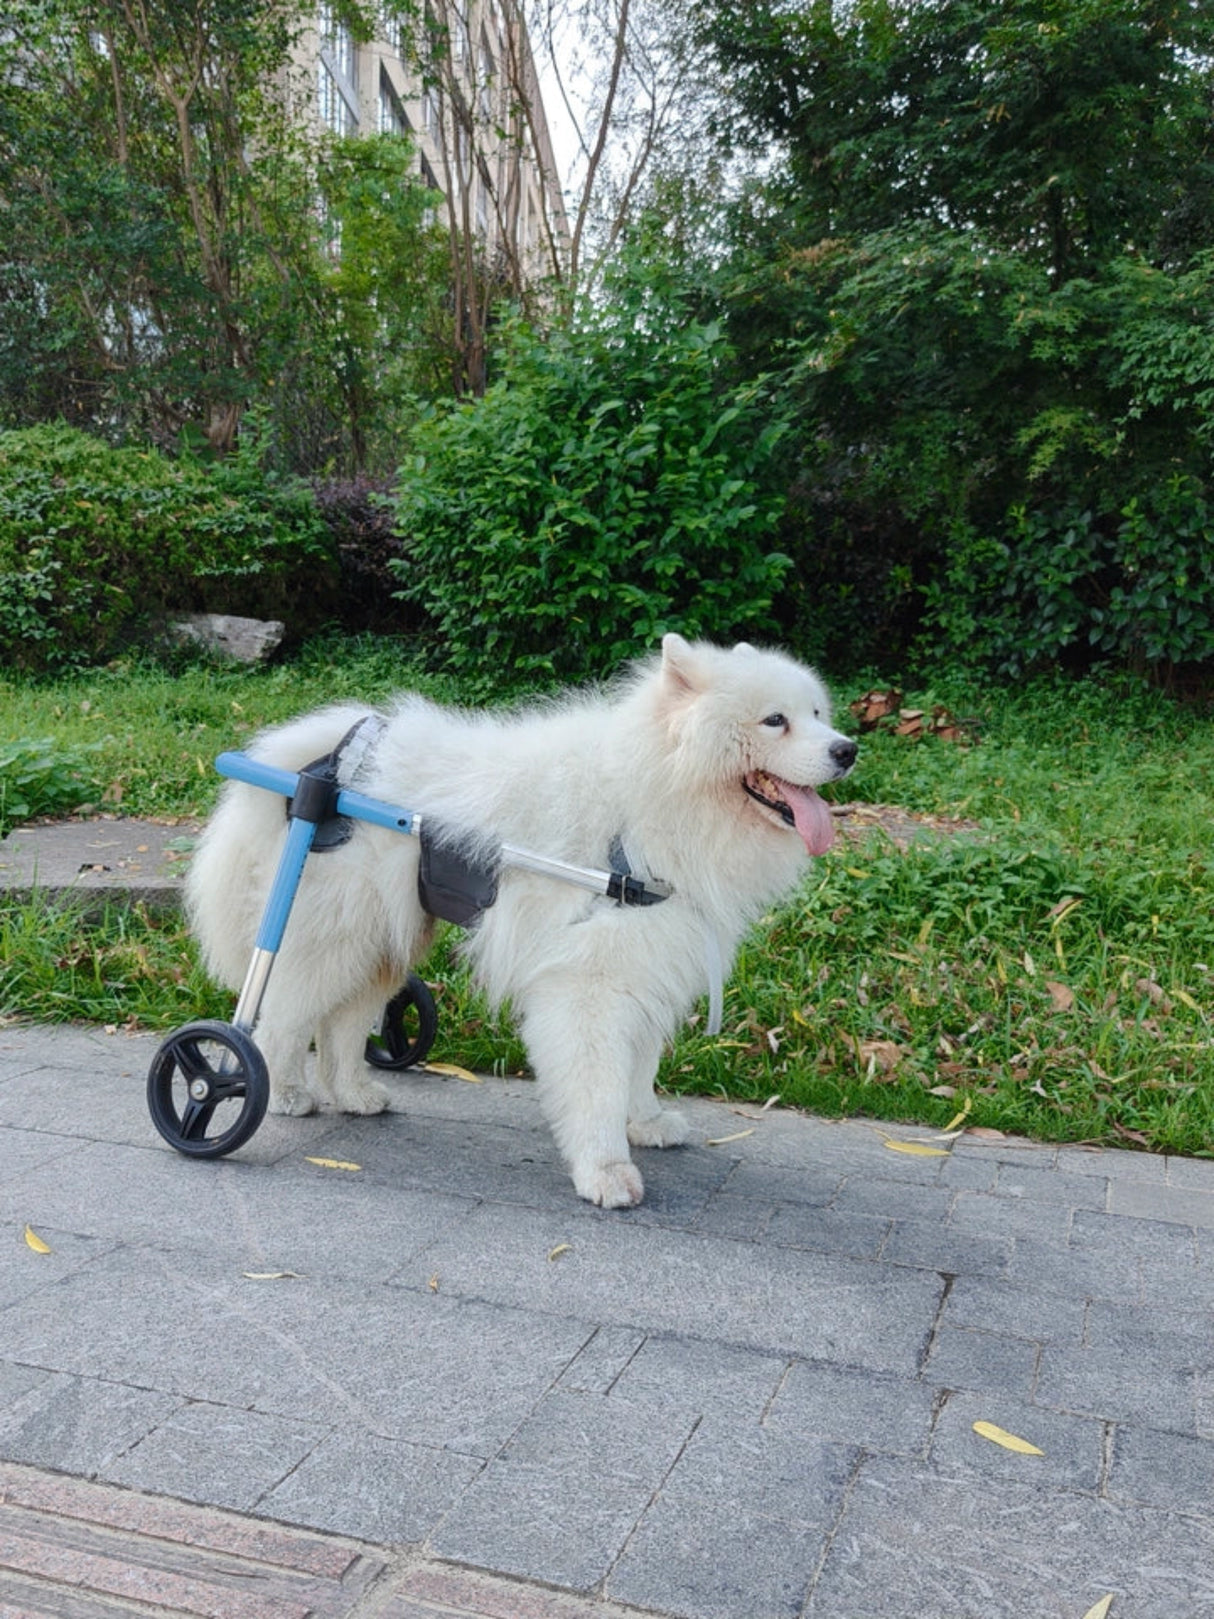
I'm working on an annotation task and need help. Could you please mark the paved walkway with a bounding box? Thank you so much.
[4,1024,1214,1618]
[2,822,1214,1616]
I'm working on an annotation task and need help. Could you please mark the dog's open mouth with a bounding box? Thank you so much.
[744,770,836,856]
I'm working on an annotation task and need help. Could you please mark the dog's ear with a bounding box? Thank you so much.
[660,633,702,697]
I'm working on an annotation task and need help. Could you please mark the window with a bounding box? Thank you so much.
[317,1,358,133]
[379,65,411,136]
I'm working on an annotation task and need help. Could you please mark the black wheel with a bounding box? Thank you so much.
[365,973,439,1070]
[147,1020,270,1159]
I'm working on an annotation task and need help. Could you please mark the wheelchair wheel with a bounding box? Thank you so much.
[365,973,439,1070]
[147,1020,270,1159]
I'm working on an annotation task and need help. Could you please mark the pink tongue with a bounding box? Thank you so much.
[784,783,835,856]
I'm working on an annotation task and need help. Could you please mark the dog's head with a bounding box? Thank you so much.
[657,633,857,856]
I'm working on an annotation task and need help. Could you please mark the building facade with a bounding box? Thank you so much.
[308,0,568,284]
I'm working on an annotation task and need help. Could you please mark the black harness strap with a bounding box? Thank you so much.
[285,715,381,850]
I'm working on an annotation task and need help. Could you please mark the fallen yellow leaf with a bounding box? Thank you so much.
[972,1420,1044,1455]
[24,1225,51,1254]
[304,1156,362,1172]
[422,1062,483,1082]
[547,1244,572,1262]
[884,1140,950,1158]
[706,1128,756,1146]
[241,1271,303,1280]
[1081,1597,1114,1619]
[428,1273,440,1292]
[942,1096,973,1133]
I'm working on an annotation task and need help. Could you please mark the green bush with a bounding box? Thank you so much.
[390,284,791,694]
[717,219,1214,675]
[0,737,99,838]
[924,476,1214,676]
[0,424,334,672]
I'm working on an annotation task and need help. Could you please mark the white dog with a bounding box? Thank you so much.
[186,634,856,1206]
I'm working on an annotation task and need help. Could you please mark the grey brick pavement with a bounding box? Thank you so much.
[2,1020,1214,1617]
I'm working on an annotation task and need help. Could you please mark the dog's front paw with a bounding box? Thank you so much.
[270,1085,318,1117]
[628,1107,690,1149]
[575,1159,645,1208]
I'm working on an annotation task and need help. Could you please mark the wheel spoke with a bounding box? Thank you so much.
[172,1036,213,1085]
[179,1095,217,1140]
[208,1076,248,1103]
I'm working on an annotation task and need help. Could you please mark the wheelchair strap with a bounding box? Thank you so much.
[287,713,385,850]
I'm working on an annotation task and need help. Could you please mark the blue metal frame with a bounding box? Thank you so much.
[214,750,424,1034]
[215,751,418,837]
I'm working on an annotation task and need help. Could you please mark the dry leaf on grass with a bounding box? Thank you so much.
[849,688,903,729]
[1135,979,1173,1014]
[856,1038,908,1078]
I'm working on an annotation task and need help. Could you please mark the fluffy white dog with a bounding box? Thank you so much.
[187,634,857,1206]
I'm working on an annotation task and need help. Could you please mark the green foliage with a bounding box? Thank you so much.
[0,5,453,472]
[390,273,791,693]
[0,1,321,455]
[0,425,333,672]
[0,737,99,839]
[702,0,1214,281]
[925,482,1214,676]
[315,136,452,435]
[714,220,1214,675]
[0,897,231,1028]
[695,0,1214,675]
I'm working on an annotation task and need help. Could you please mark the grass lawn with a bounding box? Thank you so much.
[3,636,1213,1157]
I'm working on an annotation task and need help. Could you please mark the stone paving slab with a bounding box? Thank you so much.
[0,1459,651,1618]
[2,1020,1214,1618]
[0,819,200,911]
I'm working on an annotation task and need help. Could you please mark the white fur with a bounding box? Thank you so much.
[186,634,855,1206]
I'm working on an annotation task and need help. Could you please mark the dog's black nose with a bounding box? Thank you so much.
[831,738,858,772]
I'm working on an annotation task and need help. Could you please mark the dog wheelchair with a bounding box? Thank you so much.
[147,739,671,1160]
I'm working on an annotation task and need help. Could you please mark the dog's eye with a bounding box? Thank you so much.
[761,713,788,729]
